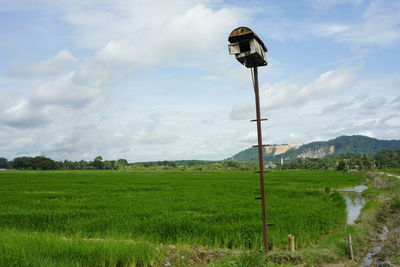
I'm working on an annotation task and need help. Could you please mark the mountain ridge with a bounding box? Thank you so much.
[231,135,400,162]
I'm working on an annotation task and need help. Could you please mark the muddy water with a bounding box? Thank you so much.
[339,185,368,225]
[360,226,389,267]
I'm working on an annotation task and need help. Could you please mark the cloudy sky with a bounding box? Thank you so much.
[0,0,399,162]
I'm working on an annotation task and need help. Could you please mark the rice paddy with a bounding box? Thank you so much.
[0,169,362,266]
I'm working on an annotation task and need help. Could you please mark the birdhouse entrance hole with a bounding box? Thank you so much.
[239,41,250,53]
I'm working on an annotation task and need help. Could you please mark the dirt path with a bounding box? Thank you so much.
[378,172,400,179]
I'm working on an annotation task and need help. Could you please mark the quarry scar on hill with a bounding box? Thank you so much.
[265,144,335,159]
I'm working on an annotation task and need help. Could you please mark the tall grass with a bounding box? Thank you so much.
[0,170,361,264]
[0,229,160,267]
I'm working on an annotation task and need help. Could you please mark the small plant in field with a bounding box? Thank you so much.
[325,187,331,194]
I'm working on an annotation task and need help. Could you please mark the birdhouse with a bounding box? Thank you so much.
[228,27,268,68]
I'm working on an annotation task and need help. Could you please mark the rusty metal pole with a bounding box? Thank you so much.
[252,67,269,253]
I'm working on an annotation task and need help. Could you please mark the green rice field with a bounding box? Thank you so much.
[0,170,362,266]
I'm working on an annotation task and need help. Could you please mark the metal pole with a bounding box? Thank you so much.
[252,67,269,253]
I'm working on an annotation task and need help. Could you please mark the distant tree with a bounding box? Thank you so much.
[63,160,74,170]
[115,159,128,169]
[361,155,373,169]
[91,156,104,170]
[224,160,241,168]
[0,157,8,168]
[103,160,116,170]
[117,159,128,165]
[78,160,89,170]
[375,150,400,168]
[11,157,32,169]
[11,156,57,170]
[31,156,57,170]
[336,160,347,171]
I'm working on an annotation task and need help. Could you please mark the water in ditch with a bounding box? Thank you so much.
[360,226,390,267]
[339,185,368,225]
[338,185,392,266]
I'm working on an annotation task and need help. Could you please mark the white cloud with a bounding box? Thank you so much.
[0,90,51,128]
[356,130,374,137]
[239,131,257,144]
[0,89,17,113]
[314,1,400,47]
[353,119,379,128]
[306,0,364,10]
[229,103,253,120]
[361,96,386,109]
[229,67,356,120]
[298,68,355,99]
[385,129,399,137]
[385,117,400,127]
[87,4,242,69]
[2,100,50,128]
[264,67,355,110]
[32,72,101,107]
[287,133,306,145]
[8,50,78,78]
[321,100,352,114]
[1,1,245,128]
[315,24,349,36]
[390,96,400,109]
[57,0,209,50]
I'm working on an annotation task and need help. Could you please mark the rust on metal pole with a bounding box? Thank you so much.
[252,67,269,253]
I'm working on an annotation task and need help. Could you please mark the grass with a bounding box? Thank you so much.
[0,169,362,265]
[211,170,400,267]
[0,229,160,267]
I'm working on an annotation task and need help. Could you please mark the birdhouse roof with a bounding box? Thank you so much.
[228,27,267,52]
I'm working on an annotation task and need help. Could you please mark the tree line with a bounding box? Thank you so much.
[278,150,400,171]
[0,156,256,171]
[0,156,129,170]
[0,150,399,171]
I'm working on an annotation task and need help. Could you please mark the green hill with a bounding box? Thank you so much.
[231,135,400,162]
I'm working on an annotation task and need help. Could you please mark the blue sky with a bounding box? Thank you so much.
[0,0,399,161]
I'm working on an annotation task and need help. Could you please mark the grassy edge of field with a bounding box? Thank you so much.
[209,171,400,267]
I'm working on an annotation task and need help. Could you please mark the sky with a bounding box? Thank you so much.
[0,0,399,162]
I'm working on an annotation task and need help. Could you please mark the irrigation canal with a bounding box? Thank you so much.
[339,182,393,267]
[338,184,368,225]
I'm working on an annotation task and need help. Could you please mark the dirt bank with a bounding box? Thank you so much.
[360,172,400,266]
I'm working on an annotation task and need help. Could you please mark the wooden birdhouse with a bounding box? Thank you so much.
[228,27,268,68]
